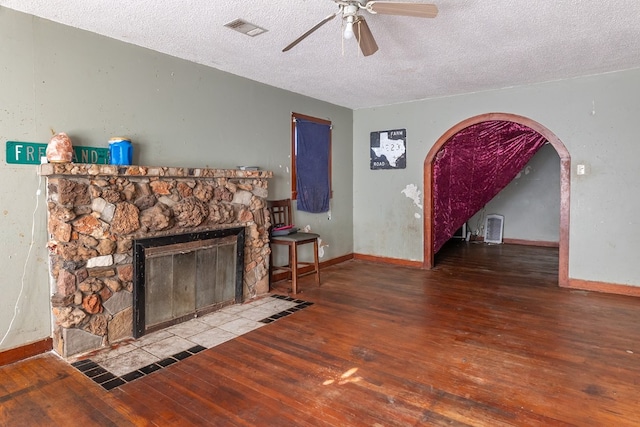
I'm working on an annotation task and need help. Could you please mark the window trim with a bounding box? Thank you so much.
[291,112,333,200]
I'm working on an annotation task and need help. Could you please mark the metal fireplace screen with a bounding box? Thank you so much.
[133,228,245,337]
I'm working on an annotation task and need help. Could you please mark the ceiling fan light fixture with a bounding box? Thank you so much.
[344,21,355,39]
[343,7,357,40]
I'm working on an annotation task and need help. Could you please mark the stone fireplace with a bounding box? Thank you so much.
[39,163,272,358]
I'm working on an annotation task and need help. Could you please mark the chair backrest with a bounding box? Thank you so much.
[267,199,293,228]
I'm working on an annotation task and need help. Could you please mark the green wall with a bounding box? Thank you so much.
[353,68,640,286]
[0,8,353,352]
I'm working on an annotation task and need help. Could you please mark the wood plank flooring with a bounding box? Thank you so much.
[2,242,640,426]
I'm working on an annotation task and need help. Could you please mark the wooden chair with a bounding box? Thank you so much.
[267,199,320,294]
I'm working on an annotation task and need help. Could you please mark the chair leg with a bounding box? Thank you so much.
[268,244,273,289]
[290,243,298,295]
[313,239,320,287]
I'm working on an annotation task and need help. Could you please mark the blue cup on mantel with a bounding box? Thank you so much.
[109,137,133,165]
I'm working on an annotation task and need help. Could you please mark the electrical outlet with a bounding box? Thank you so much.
[577,164,586,175]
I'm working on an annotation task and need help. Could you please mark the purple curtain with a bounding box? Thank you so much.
[432,120,547,253]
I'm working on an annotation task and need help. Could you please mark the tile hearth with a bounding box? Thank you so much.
[71,295,312,390]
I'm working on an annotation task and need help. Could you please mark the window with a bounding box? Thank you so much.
[291,113,332,213]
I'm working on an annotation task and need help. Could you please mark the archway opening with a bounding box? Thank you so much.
[423,113,570,286]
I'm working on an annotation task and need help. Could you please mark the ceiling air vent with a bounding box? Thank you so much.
[224,19,267,37]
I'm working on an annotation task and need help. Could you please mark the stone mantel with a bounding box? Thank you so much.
[38,163,273,358]
[39,163,273,180]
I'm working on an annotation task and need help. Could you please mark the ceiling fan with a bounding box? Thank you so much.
[282,1,438,57]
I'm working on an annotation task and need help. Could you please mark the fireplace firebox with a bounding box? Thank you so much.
[133,228,245,337]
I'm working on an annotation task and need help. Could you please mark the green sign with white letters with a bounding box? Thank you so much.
[5,141,109,165]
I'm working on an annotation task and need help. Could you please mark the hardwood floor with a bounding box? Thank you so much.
[2,242,640,426]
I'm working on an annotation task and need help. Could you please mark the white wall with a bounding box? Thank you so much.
[0,8,353,351]
[354,68,640,286]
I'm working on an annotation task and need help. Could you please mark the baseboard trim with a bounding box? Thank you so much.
[563,278,640,297]
[321,253,354,268]
[353,253,422,268]
[469,237,559,248]
[0,337,53,367]
[271,253,354,283]
[502,238,559,248]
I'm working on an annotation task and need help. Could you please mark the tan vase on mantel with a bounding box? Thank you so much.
[46,132,73,163]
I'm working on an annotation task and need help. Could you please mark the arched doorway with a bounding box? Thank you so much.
[423,113,570,287]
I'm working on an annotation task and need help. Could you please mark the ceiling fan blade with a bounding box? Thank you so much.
[366,1,438,18]
[354,18,378,57]
[282,12,338,52]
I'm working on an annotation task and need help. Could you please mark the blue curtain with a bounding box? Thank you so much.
[296,118,330,213]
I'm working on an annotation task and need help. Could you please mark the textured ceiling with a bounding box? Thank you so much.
[2,0,640,109]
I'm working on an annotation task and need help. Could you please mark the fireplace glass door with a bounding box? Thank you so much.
[133,227,245,337]
[144,236,237,330]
